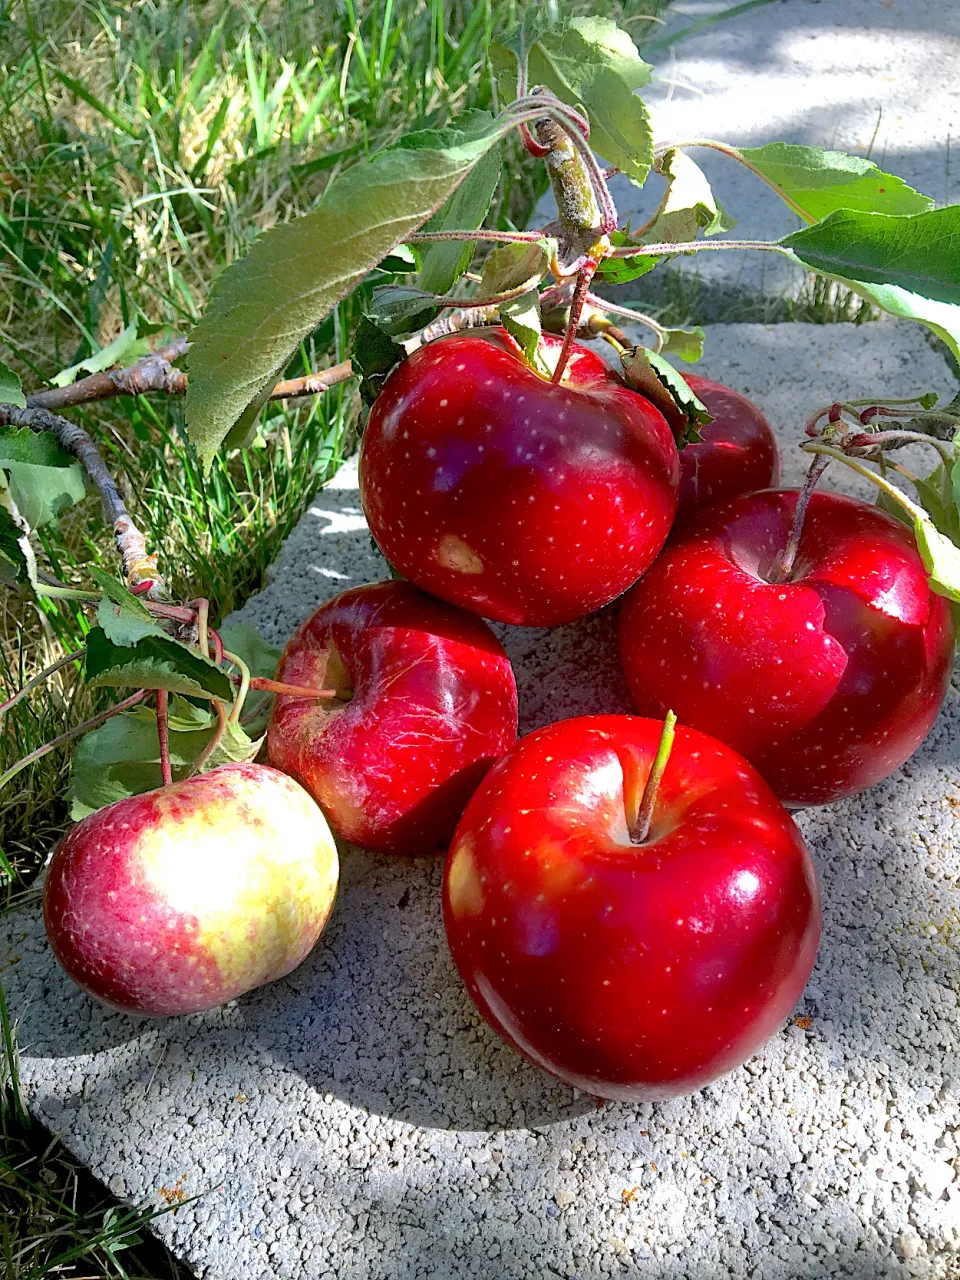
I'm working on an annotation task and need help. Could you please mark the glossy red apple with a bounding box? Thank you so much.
[359,327,679,627]
[677,374,779,526]
[267,580,518,854]
[44,762,339,1017]
[443,714,820,1100]
[619,489,955,807]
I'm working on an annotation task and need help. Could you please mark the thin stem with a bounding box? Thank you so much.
[409,229,545,245]
[0,647,86,719]
[802,443,928,523]
[221,648,251,725]
[248,677,338,699]
[0,689,149,795]
[632,711,678,844]
[207,626,225,667]
[851,429,954,464]
[33,584,102,601]
[0,403,163,599]
[611,239,792,259]
[194,598,210,659]
[156,690,172,787]
[552,261,597,385]
[584,293,667,351]
[188,699,228,778]
[770,454,830,584]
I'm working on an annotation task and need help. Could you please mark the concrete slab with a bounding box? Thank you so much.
[534,0,960,316]
[3,322,960,1280]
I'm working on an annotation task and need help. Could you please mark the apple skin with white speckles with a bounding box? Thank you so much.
[676,375,779,528]
[442,715,820,1101]
[267,580,518,854]
[43,762,339,1017]
[359,327,679,627]
[619,489,956,807]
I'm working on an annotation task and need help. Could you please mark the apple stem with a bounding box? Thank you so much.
[0,689,150,797]
[770,454,831,584]
[631,711,678,845]
[188,698,228,779]
[156,690,173,787]
[552,260,598,384]
[801,442,930,523]
[247,677,339,700]
[221,648,252,725]
[194,597,210,659]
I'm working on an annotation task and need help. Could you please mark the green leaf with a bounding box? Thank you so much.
[0,360,25,409]
[0,472,37,588]
[914,515,960,605]
[492,16,654,186]
[186,115,510,469]
[644,150,733,245]
[499,291,548,377]
[0,427,86,529]
[89,566,162,646]
[620,346,712,446]
[417,110,501,297]
[594,235,659,285]
[481,239,554,295]
[69,698,261,819]
[218,621,281,680]
[740,143,933,223]
[49,323,147,388]
[783,207,960,307]
[367,286,441,337]
[85,626,235,701]
[808,275,960,366]
[660,325,706,363]
[353,316,406,405]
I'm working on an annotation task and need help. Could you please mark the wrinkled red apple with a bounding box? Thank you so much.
[619,489,956,806]
[267,580,518,854]
[443,714,820,1100]
[44,762,338,1017]
[359,327,679,626]
[677,374,779,526]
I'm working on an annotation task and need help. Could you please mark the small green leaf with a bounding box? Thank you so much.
[620,347,712,446]
[594,236,659,285]
[741,143,933,223]
[660,326,706,363]
[69,698,261,819]
[499,291,548,377]
[914,515,960,604]
[644,150,733,245]
[186,114,510,468]
[0,472,37,587]
[417,110,501,297]
[809,277,960,366]
[90,566,162,646]
[377,244,420,275]
[49,323,147,388]
[0,458,86,530]
[367,286,441,337]
[0,427,72,467]
[218,621,281,680]
[85,627,235,701]
[353,316,406,405]
[783,207,960,307]
[493,17,654,186]
[0,361,26,409]
[481,239,554,295]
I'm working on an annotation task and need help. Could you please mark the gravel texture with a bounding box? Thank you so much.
[533,0,960,312]
[3,322,960,1279]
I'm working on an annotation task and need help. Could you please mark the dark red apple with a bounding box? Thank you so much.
[267,580,518,854]
[359,327,679,627]
[677,374,779,526]
[618,489,955,807]
[44,762,339,1017]
[443,714,820,1100]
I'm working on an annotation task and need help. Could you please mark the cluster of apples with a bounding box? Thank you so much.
[44,327,954,1103]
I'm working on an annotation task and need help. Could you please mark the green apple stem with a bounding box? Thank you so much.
[221,647,252,725]
[0,647,86,719]
[0,689,150,797]
[188,698,228,778]
[770,453,831,584]
[156,689,173,787]
[631,710,678,845]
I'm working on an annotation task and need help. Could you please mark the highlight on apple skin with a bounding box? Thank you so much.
[43,762,339,1017]
[443,714,821,1101]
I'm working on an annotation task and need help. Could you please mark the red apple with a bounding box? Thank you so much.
[618,489,955,807]
[677,374,779,527]
[44,762,339,1017]
[266,580,518,854]
[359,327,679,627]
[443,714,820,1100]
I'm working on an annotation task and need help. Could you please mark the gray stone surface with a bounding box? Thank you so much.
[534,0,960,313]
[3,322,960,1280]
